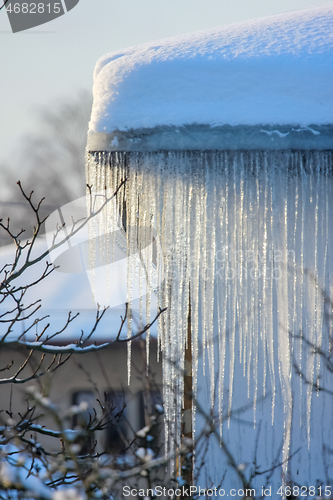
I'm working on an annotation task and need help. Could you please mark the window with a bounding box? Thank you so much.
[71,390,97,455]
[104,390,127,454]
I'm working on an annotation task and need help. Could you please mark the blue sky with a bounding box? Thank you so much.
[1,0,332,165]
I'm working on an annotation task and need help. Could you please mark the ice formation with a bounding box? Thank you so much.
[86,5,333,489]
[86,150,333,483]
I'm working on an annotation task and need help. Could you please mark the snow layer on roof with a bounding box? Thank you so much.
[89,5,333,136]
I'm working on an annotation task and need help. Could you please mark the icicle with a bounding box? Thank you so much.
[246,158,254,400]
[238,154,245,366]
[204,153,216,407]
[252,152,260,425]
[241,154,249,378]
[85,149,333,477]
[261,154,269,399]
[314,154,324,390]
[227,154,237,425]
[266,158,276,423]
[190,154,202,439]
[217,154,227,436]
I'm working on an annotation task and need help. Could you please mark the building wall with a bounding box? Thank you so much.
[0,340,163,455]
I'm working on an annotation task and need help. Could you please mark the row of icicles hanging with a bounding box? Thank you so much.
[86,149,333,473]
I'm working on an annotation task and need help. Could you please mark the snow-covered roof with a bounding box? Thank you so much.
[88,5,333,151]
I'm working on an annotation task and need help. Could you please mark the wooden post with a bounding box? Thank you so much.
[181,297,193,487]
